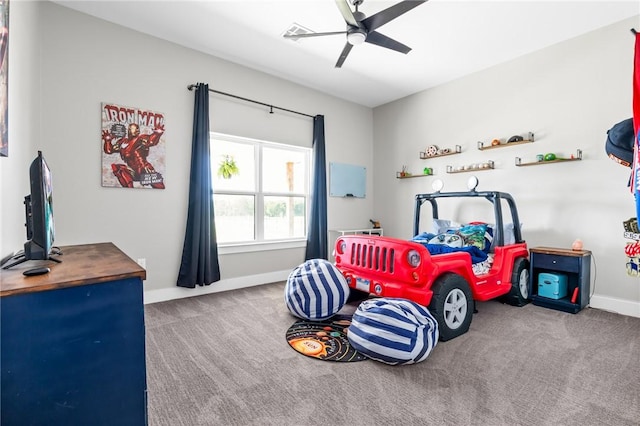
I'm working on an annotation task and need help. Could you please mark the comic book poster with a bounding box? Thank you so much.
[0,0,9,157]
[101,103,166,189]
[623,217,640,277]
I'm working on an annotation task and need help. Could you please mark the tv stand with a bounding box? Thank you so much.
[1,251,62,270]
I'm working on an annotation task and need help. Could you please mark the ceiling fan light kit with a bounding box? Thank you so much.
[283,0,427,68]
[347,30,366,45]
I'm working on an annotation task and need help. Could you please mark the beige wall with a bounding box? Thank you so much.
[1,2,374,302]
[373,16,640,316]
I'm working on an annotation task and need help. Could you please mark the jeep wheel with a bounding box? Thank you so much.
[428,273,474,341]
[504,257,530,307]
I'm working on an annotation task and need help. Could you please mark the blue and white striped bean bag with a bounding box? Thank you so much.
[347,298,439,365]
[285,259,350,321]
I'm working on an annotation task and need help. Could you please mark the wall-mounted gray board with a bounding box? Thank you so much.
[329,162,366,198]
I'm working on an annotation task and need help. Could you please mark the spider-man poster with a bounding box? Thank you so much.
[101,102,166,189]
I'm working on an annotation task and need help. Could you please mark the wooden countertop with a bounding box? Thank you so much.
[0,242,146,297]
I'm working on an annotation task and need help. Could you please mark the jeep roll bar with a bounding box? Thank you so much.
[413,190,523,247]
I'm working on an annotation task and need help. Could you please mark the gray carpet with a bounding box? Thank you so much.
[144,282,640,426]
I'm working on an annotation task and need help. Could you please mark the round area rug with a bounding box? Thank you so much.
[285,314,367,362]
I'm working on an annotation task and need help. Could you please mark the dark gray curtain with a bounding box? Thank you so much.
[304,115,328,260]
[177,83,221,288]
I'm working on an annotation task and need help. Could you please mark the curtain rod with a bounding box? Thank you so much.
[187,84,314,119]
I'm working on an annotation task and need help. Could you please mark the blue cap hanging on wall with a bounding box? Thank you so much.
[606,118,634,168]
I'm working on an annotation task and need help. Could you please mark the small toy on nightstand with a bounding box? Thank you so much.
[572,239,583,251]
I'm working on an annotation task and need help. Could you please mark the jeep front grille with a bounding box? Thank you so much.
[350,241,395,274]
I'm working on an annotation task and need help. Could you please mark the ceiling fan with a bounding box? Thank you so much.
[284,0,427,68]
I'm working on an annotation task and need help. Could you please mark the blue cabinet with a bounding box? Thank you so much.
[0,243,147,426]
[529,246,591,313]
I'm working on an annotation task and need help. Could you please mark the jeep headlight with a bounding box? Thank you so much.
[407,250,421,267]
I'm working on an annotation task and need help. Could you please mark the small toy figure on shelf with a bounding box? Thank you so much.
[425,145,438,157]
[397,165,411,178]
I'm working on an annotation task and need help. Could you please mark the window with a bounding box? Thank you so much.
[211,133,310,247]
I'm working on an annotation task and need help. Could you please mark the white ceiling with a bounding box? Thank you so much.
[52,0,639,107]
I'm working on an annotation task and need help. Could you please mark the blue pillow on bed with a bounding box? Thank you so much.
[457,224,488,251]
[411,232,436,244]
[467,223,494,253]
[424,244,488,264]
[413,225,493,256]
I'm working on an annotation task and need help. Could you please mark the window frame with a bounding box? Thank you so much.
[210,132,311,253]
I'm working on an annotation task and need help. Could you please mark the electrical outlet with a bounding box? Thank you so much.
[137,258,146,269]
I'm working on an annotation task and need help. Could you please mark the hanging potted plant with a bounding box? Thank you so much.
[217,155,239,179]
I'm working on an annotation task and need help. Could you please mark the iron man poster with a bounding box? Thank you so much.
[101,102,166,189]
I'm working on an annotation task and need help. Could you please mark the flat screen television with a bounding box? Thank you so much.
[2,151,61,269]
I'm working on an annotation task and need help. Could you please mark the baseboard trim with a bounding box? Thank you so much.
[589,294,640,318]
[143,269,291,305]
[144,273,640,319]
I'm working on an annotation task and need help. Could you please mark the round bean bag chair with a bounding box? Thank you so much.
[284,259,349,321]
[347,298,439,365]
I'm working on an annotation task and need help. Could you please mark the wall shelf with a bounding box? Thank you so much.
[446,161,494,174]
[396,172,434,179]
[477,132,535,151]
[515,149,582,166]
[419,145,462,159]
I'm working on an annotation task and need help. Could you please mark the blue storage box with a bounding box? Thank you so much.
[538,273,568,299]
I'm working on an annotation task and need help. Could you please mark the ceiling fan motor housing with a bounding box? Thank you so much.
[352,10,366,22]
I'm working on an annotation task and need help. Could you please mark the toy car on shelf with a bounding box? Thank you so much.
[334,177,529,341]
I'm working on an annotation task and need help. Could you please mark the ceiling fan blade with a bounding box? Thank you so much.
[335,42,354,68]
[365,31,411,54]
[284,31,346,40]
[362,0,427,32]
[334,0,358,27]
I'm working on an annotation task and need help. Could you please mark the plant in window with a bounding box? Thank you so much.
[217,155,239,179]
